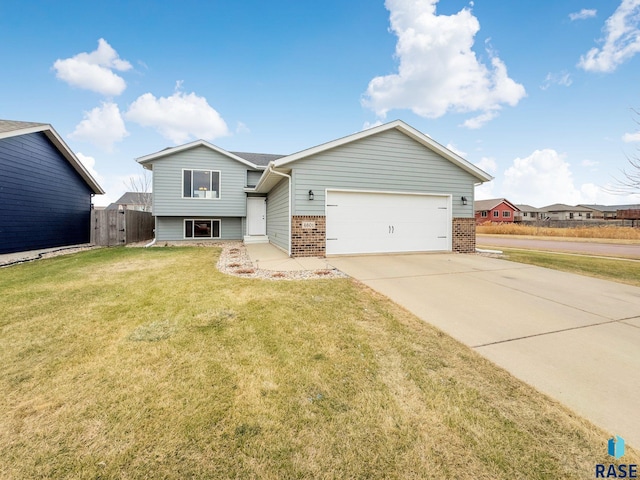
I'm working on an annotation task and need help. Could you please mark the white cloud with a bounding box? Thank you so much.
[569,9,597,21]
[69,102,129,151]
[475,157,497,174]
[581,159,600,168]
[461,111,499,129]
[362,0,525,127]
[541,71,573,90]
[502,149,583,205]
[499,149,640,206]
[53,38,132,96]
[76,152,103,184]
[578,0,640,72]
[446,143,467,157]
[362,120,384,130]
[235,121,250,134]
[125,89,230,144]
[622,131,640,142]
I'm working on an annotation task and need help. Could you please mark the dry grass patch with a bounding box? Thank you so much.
[478,222,640,240]
[0,247,637,479]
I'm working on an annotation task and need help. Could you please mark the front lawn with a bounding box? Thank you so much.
[0,247,635,478]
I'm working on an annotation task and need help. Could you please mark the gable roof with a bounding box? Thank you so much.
[0,119,104,194]
[474,198,519,211]
[543,203,595,212]
[252,120,493,193]
[136,140,270,169]
[515,204,545,212]
[272,120,492,181]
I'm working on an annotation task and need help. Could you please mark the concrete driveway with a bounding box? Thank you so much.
[328,253,640,448]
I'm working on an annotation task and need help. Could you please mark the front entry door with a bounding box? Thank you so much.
[247,197,267,235]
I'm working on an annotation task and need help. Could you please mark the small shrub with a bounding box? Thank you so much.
[314,270,332,276]
[271,272,286,278]
[227,262,241,268]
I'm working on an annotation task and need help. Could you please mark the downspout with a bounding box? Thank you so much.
[267,164,292,257]
[144,216,157,248]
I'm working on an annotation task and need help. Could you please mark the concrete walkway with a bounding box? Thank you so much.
[244,243,329,271]
[328,253,640,448]
[0,244,93,267]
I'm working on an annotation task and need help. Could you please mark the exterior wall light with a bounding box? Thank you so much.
[461,196,468,205]
[308,190,314,201]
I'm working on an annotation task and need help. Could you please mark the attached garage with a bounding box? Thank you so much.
[326,190,451,255]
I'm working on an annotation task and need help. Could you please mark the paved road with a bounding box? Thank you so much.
[328,253,640,448]
[478,234,640,259]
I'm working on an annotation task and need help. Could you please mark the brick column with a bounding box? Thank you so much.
[452,218,476,253]
[291,216,326,257]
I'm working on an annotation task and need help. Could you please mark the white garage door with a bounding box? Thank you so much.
[325,190,451,255]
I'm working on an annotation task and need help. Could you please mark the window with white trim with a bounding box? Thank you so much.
[183,169,220,199]
[481,211,488,217]
[493,210,499,217]
[503,211,511,218]
[184,219,220,238]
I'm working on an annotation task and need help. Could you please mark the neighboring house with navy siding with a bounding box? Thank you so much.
[138,120,492,257]
[0,120,104,254]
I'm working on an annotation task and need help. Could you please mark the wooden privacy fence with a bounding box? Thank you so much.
[91,210,154,246]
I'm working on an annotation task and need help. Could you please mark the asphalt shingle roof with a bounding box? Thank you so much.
[0,119,47,135]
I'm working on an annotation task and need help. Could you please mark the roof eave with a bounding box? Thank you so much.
[136,140,260,169]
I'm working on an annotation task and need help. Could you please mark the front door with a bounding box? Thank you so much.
[247,197,267,235]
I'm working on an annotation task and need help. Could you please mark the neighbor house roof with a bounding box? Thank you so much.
[231,152,286,167]
[515,204,545,212]
[474,198,519,211]
[254,120,493,193]
[136,140,274,170]
[579,204,640,212]
[542,203,595,212]
[0,119,104,194]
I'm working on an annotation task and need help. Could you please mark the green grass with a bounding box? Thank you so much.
[499,248,640,287]
[1,247,637,479]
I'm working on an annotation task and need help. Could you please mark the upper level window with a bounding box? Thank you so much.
[503,211,511,217]
[183,169,220,199]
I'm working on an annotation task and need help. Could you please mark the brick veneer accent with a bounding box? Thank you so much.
[291,216,476,257]
[291,216,326,257]
[452,217,476,253]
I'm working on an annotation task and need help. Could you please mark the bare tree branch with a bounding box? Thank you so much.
[123,169,152,212]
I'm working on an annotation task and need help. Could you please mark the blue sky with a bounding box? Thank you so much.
[2,0,640,207]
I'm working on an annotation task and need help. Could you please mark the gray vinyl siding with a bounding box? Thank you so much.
[151,146,248,217]
[266,177,289,251]
[290,129,477,218]
[247,170,262,187]
[156,216,242,241]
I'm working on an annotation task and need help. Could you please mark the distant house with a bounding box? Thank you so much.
[0,120,104,254]
[106,192,152,212]
[542,203,596,220]
[474,198,519,223]
[579,204,640,220]
[514,204,547,222]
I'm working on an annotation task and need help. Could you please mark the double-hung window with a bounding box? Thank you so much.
[502,211,511,218]
[184,219,220,238]
[183,169,220,199]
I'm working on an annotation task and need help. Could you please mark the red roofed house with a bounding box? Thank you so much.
[475,198,519,224]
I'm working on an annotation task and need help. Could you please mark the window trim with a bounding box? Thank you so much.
[181,169,221,199]
[502,210,511,218]
[493,210,499,217]
[184,219,221,239]
[481,211,488,217]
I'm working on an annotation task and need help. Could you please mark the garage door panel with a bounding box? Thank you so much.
[326,191,451,255]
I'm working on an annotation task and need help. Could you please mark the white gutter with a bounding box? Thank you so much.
[266,164,292,257]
